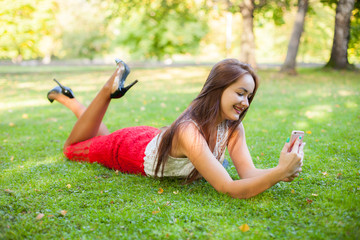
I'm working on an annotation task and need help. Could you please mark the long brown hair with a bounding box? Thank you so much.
[154,59,259,182]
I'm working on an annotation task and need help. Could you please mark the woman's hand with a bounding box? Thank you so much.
[278,138,305,180]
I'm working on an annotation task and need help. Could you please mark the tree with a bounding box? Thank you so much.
[109,0,209,60]
[324,0,355,69]
[238,0,257,68]
[220,0,292,68]
[281,0,309,74]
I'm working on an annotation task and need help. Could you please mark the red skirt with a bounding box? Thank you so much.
[63,126,160,175]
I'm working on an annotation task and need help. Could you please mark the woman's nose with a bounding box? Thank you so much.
[241,98,249,108]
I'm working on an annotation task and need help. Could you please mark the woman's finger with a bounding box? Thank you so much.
[282,139,290,153]
[299,142,306,153]
[291,137,301,153]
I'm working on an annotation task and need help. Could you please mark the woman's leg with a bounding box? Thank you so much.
[63,69,120,150]
[48,93,110,136]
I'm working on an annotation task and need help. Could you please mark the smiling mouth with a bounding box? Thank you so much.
[234,105,244,114]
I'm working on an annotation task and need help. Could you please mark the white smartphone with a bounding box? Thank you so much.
[288,130,304,152]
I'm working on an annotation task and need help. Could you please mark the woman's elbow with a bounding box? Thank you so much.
[217,182,253,199]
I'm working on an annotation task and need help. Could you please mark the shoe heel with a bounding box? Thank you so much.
[47,79,75,103]
[124,80,138,91]
[53,78,75,99]
[111,80,138,99]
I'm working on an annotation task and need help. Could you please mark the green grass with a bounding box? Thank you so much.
[0,64,359,239]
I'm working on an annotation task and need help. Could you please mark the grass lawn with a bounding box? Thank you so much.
[0,64,359,239]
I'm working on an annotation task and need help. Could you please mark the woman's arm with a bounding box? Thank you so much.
[176,123,303,199]
[228,123,304,181]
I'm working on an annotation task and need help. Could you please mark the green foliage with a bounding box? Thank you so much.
[113,0,209,60]
[0,0,57,62]
[349,6,360,63]
[297,2,335,63]
[56,1,110,60]
[256,0,294,26]
[0,65,359,239]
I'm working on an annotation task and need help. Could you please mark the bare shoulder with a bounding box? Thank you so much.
[229,122,245,140]
[176,121,205,146]
[228,122,246,148]
[173,121,208,159]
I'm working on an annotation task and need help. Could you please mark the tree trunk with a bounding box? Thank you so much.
[281,0,308,75]
[325,0,355,69]
[239,0,257,68]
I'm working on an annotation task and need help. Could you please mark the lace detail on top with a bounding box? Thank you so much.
[143,120,229,178]
[213,121,228,160]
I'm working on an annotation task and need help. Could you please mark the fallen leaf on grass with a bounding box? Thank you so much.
[4,189,14,195]
[152,210,160,215]
[322,172,328,176]
[158,188,164,194]
[36,213,45,220]
[306,130,312,134]
[66,184,71,189]
[10,156,14,161]
[22,114,29,119]
[239,224,250,232]
[60,210,67,216]
[291,189,295,194]
[173,190,179,194]
[312,193,318,196]
[47,215,54,218]
[115,170,119,175]
[306,198,313,204]
[9,122,15,127]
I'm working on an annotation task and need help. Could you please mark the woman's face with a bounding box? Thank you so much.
[219,74,255,122]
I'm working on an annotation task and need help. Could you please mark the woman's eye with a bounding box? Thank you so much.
[237,93,244,96]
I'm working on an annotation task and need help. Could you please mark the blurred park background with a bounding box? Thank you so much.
[0,0,359,71]
[1,1,360,238]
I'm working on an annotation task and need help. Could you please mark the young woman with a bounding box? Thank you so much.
[47,58,305,199]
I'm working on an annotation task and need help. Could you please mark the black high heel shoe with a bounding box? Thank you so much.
[47,78,75,103]
[110,58,138,99]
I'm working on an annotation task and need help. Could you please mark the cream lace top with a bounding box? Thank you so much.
[143,120,229,178]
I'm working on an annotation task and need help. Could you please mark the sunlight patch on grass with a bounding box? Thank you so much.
[2,157,57,176]
[174,86,201,94]
[338,90,354,96]
[0,99,48,110]
[304,104,332,120]
[293,120,309,130]
[344,101,357,108]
